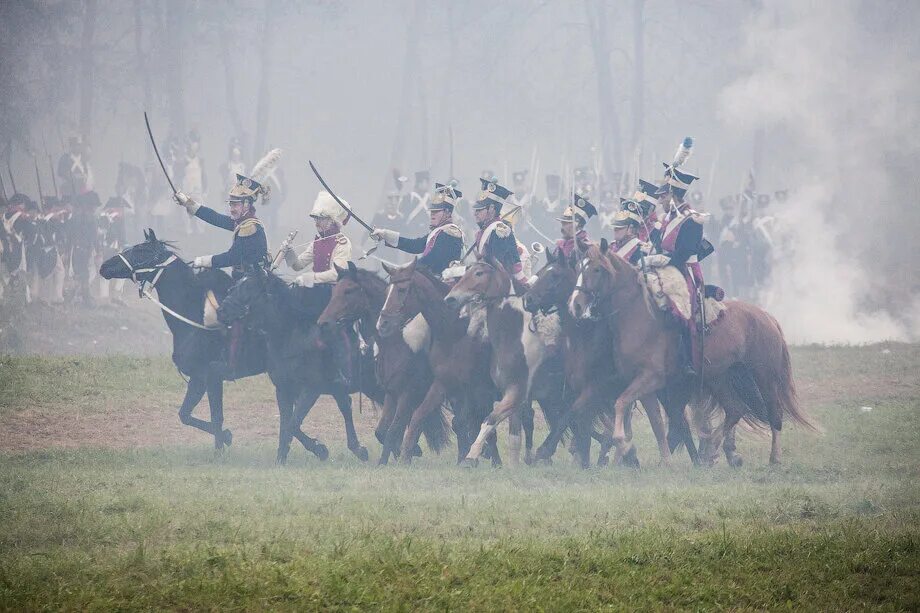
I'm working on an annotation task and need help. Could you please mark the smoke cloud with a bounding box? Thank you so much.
[719,0,920,343]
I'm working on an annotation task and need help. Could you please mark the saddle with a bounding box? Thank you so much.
[643,265,725,329]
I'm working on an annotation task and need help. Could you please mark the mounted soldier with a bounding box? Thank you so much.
[641,140,715,376]
[632,178,662,244]
[282,190,355,385]
[610,199,650,266]
[174,150,279,379]
[468,177,529,290]
[370,181,464,277]
[553,194,597,260]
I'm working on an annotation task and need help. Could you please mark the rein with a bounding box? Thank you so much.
[118,252,216,332]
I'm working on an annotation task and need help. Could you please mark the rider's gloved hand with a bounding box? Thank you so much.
[294,272,315,288]
[174,191,200,215]
[641,254,670,268]
[370,228,399,246]
[192,255,212,268]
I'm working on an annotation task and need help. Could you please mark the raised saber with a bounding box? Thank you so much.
[308,160,373,233]
[144,111,177,195]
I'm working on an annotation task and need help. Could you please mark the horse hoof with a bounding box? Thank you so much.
[461,458,479,469]
[523,454,534,466]
[728,455,744,468]
[621,447,640,469]
[353,446,369,462]
[275,455,287,466]
[315,444,330,461]
[597,455,610,468]
[222,429,233,446]
[411,444,423,458]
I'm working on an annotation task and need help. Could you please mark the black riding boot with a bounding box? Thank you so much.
[212,322,243,381]
[330,325,357,388]
[680,328,697,378]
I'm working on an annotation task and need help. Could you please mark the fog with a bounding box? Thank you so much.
[1,0,917,343]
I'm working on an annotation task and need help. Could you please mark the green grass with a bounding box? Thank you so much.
[0,344,918,610]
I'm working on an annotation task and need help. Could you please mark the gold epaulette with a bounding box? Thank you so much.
[234,218,263,237]
[494,221,511,238]
[441,223,462,238]
[335,234,350,245]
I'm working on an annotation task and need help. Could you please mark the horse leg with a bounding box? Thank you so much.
[612,374,661,469]
[770,427,782,464]
[274,386,295,464]
[375,392,397,447]
[723,424,744,467]
[452,409,471,465]
[333,392,369,462]
[507,411,523,467]
[485,430,502,468]
[290,390,330,461]
[596,409,615,467]
[177,376,216,441]
[521,402,535,465]
[663,385,700,465]
[206,371,231,450]
[707,376,749,467]
[398,380,446,465]
[381,389,421,465]
[465,386,525,466]
[639,393,671,467]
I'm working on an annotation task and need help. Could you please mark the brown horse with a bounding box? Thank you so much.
[569,241,817,465]
[317,262,450,464]
[377,259,502,466]
[522,247,699,467]
[445,258,574,467]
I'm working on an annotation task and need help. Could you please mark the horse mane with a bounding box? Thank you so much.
[415,264,448,292]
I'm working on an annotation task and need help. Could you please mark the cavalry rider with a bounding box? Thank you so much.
[282,191,355,385]
[175,174,269,277]
[470,177,529,290]
[641,163,710,375]
[554,194,597,260]
[610,199,650,266]
[174,173,270,379]
[370,182,463,277]
[632,179,662,244]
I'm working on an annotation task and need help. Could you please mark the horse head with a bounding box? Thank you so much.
[318,261,381,330]
[377,258,424,338]
[444,256,510,311]
[522,247,576,315]
[569,239,640,320]
[99,228,175,281]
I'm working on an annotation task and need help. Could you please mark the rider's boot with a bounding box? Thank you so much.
[212,322,243,381]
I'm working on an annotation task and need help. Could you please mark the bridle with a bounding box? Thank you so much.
[118,249,214,331]
[379,277,415,332]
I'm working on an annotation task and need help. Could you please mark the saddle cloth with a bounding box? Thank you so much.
[644,265,724,328]
[202,290,223,329]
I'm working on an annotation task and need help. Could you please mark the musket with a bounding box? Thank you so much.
[33,157,46,214]
[144,111,177,194]
[41,132,59,199]
[48,154,59,199]
[270,230,298,270]
[7,160,17,194]
[308,160,373,233]
[448,124,454,180]
[0,172,6,200]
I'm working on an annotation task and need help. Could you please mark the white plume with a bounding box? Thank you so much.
[250,148,283,182]
[672,137,694,168]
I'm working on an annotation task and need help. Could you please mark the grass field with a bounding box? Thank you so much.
[1,344,918,610]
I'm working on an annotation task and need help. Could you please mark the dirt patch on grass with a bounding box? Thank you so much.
[0,396,384,453]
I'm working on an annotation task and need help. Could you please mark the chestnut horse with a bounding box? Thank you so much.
[317,262,450,464]
[377,259,503,465]
[522,247,699,467]
[569,242,817,465]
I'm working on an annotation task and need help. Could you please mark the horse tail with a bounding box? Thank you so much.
[771,326,820,432]
[421,403,452,453]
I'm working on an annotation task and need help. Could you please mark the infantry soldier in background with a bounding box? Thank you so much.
[404,170,431,234]
[57,136,93,197]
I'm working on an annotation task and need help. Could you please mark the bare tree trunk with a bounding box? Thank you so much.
[586,1,623,177]
[384,0,424,198]
[133,0,153,163]
[165,0,186,140]
[217,20,248,156]
[253,0,278,157]
[78,0,97,141]
[630,0,644,156]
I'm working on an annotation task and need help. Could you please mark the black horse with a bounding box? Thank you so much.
[217,265,383,464]
[99,229,266,449]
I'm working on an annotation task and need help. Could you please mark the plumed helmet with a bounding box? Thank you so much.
[310,191,348,225]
